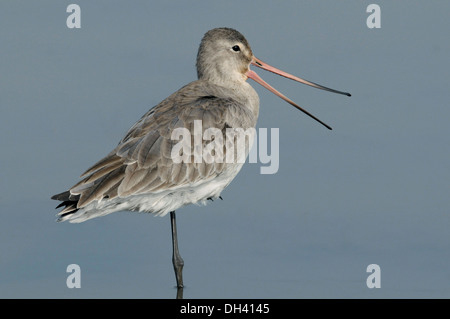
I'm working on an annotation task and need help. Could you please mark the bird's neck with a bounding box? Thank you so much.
[200,69,246,88]
[198,77,260,124]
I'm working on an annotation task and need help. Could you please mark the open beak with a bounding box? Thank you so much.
[245,56,351,130]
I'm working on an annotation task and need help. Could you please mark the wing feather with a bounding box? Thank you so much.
[80,152,122,178]
[76,165,127,207]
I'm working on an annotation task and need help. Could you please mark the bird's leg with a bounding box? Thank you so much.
[176,286,183,299]
[170,211,184,289]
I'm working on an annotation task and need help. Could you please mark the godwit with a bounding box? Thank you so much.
[52,27,350,290]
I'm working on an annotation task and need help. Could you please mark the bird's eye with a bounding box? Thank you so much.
[232,45,241,52]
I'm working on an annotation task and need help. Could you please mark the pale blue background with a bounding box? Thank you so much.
[1,1,449,298]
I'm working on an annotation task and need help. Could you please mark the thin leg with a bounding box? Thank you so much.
[176,286,183,299]
[170,211,184,288]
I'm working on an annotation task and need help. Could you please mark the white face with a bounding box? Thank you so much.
[217,39,252,81]
[197,37,253,84]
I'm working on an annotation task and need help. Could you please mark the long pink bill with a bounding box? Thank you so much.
[246,69,333,130]
[252,57,351,97]
[246,57,351,130]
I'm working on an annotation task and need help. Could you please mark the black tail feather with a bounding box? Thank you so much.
[51,190,79,201]
[51,191,81,221]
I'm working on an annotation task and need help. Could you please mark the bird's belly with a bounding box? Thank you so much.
[133,162,245,216]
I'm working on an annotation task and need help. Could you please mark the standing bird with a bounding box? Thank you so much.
[52,28,350,290]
